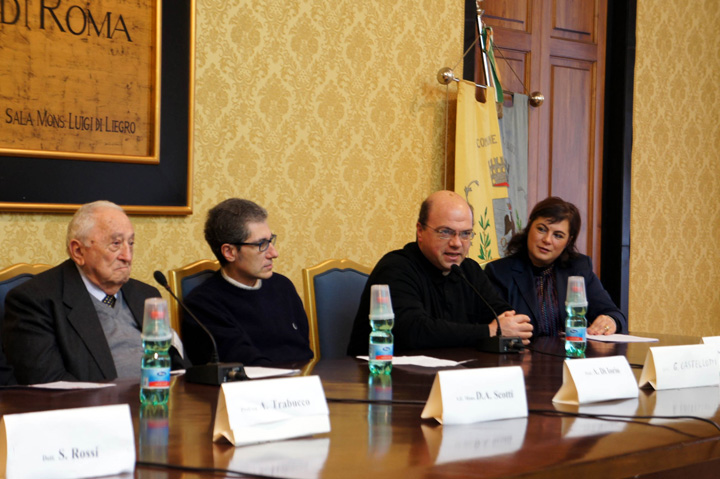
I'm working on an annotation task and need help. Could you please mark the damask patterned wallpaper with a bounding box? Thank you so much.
[0,1,461,303]
[1,1,718,337]
[631,0,720,335]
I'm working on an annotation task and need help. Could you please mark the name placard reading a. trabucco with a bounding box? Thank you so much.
[213,376,330,447]
[421,366,528,425]
[0,404,135,479]
[639,344,720,390]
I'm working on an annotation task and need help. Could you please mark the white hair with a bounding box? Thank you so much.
[66,200,125,254]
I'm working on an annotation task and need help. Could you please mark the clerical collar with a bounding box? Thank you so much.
[221,269,262,290]
[75,263,122,303]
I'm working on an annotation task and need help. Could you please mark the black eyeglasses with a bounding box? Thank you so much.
[420,223,475,241]
[234,234,277,252]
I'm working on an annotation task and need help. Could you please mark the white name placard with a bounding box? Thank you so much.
[213,375,330,447]
[0,404,135,479]
[639,344,720,390]
[553,356,638,405]
[420,366,527,425]
[702,336,720,359]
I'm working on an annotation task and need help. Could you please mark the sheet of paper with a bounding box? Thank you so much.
[357,355,469,368]
[28,382,116,390]
[244,367,300,379]
[588,334,658,343]
[173,367,299,380]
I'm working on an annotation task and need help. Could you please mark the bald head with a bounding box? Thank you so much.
[416,191,474,272]
[418,191,473,225]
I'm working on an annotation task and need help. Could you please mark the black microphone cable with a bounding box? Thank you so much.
[153,270,247,384]
[529,408,720,435]
[450,264,503,335]
[450,264,524,353]
[325,397,427,406]
[325,399,720,436]
[153,270,220,363]
[136,460,288,478]
[518,344,645,368]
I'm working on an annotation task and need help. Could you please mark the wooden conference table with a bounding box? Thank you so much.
[1,333,719,478]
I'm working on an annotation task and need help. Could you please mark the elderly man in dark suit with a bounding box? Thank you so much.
[2,201,186,385]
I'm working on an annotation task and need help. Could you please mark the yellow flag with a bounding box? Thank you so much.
[455,81,515,263]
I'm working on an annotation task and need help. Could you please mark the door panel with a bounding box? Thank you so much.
[553,0,598,41]
[483,1,531,32]
[549,58,597,253]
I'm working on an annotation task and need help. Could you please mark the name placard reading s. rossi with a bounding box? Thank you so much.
[0,404,135,479]
[553,355,638,405]
[639,344,720,390]
[213,375,330,447]
[421,366,527,424]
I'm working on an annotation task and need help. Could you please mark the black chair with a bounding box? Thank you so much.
[0,263,52,320]
[167,259,220,338]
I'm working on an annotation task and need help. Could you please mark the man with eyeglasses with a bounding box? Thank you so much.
[183,198,313,366]
[2,201,187,384]
[347,190,533,355]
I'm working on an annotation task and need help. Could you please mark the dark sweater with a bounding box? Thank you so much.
[347,242,511,355]
[183,271,313,366]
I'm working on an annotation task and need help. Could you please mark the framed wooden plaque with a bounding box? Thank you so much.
[0,0,194,214]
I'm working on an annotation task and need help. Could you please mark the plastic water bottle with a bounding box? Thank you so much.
[140,298,172,405]
[368,284,394,375]
[565,276,588,358]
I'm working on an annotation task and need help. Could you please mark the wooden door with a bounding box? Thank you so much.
[481,0,607,270]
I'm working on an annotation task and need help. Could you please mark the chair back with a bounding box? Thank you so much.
[167,259,220,337]
[0,263,53,320]
[302,259,371,360]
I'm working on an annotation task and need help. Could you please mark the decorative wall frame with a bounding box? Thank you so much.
[0,0,194,215]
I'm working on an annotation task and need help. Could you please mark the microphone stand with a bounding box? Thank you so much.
[154,271,247,385]
[450,265,522,354]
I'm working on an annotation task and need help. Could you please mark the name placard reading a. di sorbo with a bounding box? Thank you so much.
[553,355,638,405]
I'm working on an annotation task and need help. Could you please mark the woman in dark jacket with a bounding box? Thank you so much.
[485,197,627,337]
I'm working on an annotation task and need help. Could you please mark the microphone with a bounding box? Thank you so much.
[154,270,247,385]
[450,264,522,354]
